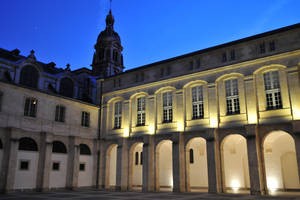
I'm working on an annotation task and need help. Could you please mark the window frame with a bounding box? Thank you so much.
[136,97,146,126]
[55,105,66,123]
[81,111,90,127]
[114,101,122,129]
[225,79,240,115]
[263,71,282,110]
[162,92,173,123]
[191,86,204,119]
[24,97,38,117]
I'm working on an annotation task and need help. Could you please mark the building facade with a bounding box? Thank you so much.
[1,10,300,195]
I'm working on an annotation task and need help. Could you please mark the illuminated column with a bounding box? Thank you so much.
[172,132,186,192]
[36,132,53,191]
[100,104,108,138]
[244,77,258,124]
[66,136,79,189]
[245,125,264,195]
[0,129,18,192]
[206,128,221,193]
[142,135,155,192]
[116,138,128,191]
[175,90,184,131]
[287,70,300,119]
[123,100,130,137]
[208,85,218,128]
[147,95,156,134]
[292,121,300,184]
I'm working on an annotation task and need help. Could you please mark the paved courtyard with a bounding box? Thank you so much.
[0,189,300,200]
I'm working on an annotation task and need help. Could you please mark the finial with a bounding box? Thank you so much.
[27,49,36,61]
[65,63,71,71]
[110,0,112,10]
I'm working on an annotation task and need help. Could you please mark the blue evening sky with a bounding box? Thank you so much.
[1,0,300,71]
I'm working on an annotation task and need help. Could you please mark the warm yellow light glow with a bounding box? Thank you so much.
[210,118,218,128]
[148,124,155,135]
[169,176,173,188]
[247,113,257,124]
[123,127,130,137]
[267,177,278,192]
[177,121,184,132]
[230,179,240,192]
[292,107,300,120]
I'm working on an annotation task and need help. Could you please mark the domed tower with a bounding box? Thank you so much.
[92,9,124,77]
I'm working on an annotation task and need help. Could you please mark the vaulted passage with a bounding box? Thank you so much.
[106,144,118,189]
[129,142,143,191]
[263,131,300,193]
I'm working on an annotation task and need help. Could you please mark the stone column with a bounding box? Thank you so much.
[142,135,155,192]
[66,136,79,189]
[0,129,18,192]
[172,132,186,192]
[292,121,300,191]
[206,128,221,193]
[98,140,106,189]
[245,125,264,195]
[36,132,53,191]
[92,140,99,187]
[116,138,128,191]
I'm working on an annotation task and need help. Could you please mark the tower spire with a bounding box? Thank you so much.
[109,0,112,10]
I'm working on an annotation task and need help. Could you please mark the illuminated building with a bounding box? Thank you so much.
[1,9,300,195]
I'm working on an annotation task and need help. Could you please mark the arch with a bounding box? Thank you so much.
[156,140,173,191]
[253,64,286,75]
[215,73,244,82]
[52,141,67,153]
[19,65,39,88]
[154,86,176,94]
[185,137,208,192]
[0,138,2,149]
[18,137,38,151]
[129,142,143,190]
[129,92,148,100]
[263,130,300,192]
[107,96,124,104]
[106,144,118,188]
[79,144,91,155]
[221,134,250,193]
[59,77,74,98]
[183,80,207,88]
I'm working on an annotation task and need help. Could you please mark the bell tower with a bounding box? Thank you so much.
[92,9,124,77]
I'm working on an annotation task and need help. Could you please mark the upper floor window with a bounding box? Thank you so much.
[114,102,122,129]
[0,91,3,112]
[59,77,74,98]
[55,105,65,122]
[269,41,275,51]
[259,42,266,54]
[81,111,90,127]
[222,52,227,62]
[24,97,37,117]
[191,86,204,119]
[162,92,173,123]
[230,50,235,60]
[137,97,146,126]
[263,71,282,110]
[20,65,39,88]
[225,79,240,115]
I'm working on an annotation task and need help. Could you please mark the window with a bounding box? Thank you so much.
[20,160,29,170]
[0,91,3,112]
[19,65,39,88]
[59,77,74,98]
[259,42,266,54]
[162,92,173,123]
[19,137,38,151]
[55,105,65,122]
[263,71,282,110]
[52,162,60,171]
[79,163,85,171]
[137,97,146,126]
[222,52,227,62]
[140,152,143,165]
[135,152,139,165]
[79,144,91,155]
[189,149,194,164]
[52,141,67,154]
[225,79,240,115]
[191,86,204,119]
[269,41,275,51]
[114,102,122,129]
[24,97,37,117]
[230,50,235,60]
[81,111,90,127]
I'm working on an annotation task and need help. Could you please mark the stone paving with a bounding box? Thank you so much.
[0,189,300,200]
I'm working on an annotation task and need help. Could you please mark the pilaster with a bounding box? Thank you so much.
[116,138,128,191]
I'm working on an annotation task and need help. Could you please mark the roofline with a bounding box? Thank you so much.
[103,22,300,80]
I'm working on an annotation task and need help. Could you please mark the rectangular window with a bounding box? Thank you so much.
[114,102,122,129]
[137,97,146,126]
[55,105,65,122]
[264,71,282,110]
[162,92,173,123]
[24,97,37,117]
[222,52,227,62]
[259,42,266,54]
[20,160,29,170]
[79,163,85,171]
[81,111,90,127]
[269,41,275,51]
[225,79,240,115]
[192,86,204,119]
[52,162,60,171]
[230,50,235,60]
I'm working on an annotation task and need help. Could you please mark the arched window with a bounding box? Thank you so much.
[79,144,91,155]
[20,65,39,88]
[189,148,194,164]
[0,139,3,149]
[59,77,74,98]
[52,141,67,153]
[18,137,38,151]
[135,152,139,165]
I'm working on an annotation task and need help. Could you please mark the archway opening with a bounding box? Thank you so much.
[129,142,143,191]
[78,143,93,187]
[106,144,118,189]
[156,140,173,191]
[221,134,250,193]
[263,130,300,193]
[20,65,39,88]
[59,77,74,98]
[186,137,208,192]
